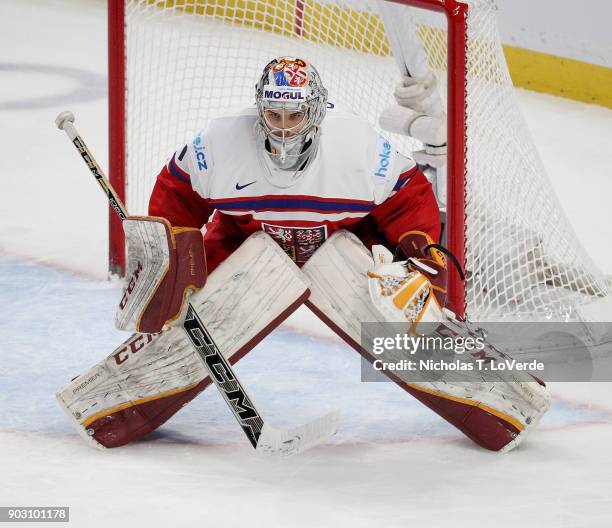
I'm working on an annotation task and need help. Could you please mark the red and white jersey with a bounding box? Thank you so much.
[149,106,440,272]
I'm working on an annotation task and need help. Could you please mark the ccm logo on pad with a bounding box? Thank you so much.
[113,333,159,365]
[119,261,143,310]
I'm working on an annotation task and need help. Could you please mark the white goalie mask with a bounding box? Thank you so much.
[255,57,328,180]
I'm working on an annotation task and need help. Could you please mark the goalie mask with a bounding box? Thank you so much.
[255,57,328,183]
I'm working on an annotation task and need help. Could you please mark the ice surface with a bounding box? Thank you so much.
[1,1,612,526]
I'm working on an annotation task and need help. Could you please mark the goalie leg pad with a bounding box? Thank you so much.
[57,232,310,448]
[302,230,550,452]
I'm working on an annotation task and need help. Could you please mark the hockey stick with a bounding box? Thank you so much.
[376,0,445,117]
[55,110,339,456]
[376,0,449,215]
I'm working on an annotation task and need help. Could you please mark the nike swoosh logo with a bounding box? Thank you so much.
[235,181,256,190]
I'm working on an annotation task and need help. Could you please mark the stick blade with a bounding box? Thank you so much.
[256,411,340,457]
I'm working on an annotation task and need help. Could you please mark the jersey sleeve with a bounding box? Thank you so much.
[363,127,440,244]
[148,143,214,229]
[184,127,214,198]
[365,129,420,203]
[369,169,441,245]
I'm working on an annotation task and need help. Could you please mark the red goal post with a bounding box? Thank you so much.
[108,0,126,279]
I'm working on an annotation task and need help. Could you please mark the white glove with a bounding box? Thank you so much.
[379,105,446,147]
[379,73,448,171]
[393,72,442,116]
[378,106,447,174]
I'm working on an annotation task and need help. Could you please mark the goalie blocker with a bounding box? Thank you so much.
[115,216,207,334]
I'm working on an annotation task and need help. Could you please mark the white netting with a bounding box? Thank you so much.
[122,0,610,321]
[461,0,609,320]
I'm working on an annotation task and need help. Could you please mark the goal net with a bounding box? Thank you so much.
[109,0,611,321]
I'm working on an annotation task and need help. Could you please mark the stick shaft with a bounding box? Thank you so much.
[376,0,446,117]
[57,114,269,449]
[59,120,128,220]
